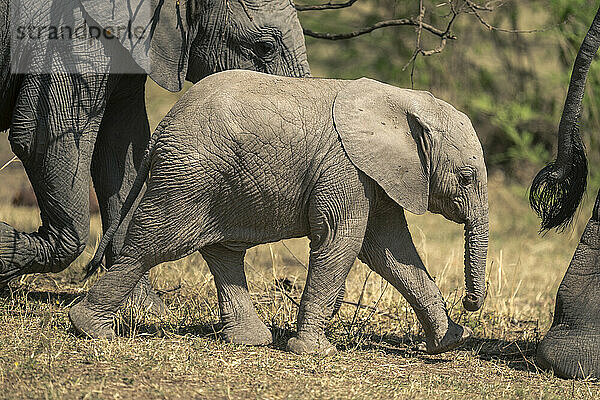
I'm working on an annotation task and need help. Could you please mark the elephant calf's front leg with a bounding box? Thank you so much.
[288,235,364,355]
[287,189,369,355]
[359,201,472,354]
[201,244,272,345]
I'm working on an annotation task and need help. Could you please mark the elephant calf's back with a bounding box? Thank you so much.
[148,71,351,244]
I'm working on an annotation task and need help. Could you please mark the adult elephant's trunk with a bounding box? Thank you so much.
[462,217,489,311]
[530,6,600,231]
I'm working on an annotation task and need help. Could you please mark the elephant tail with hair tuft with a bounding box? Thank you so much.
[530,6,600,232]
[84,136,157,280]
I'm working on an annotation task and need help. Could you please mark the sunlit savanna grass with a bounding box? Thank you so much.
[0,81,599,399]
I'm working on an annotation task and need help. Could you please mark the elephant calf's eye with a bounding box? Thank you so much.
[458,168,475,186]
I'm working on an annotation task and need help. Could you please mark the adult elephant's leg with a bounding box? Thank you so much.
[0,73,113,284]
[200,244,272,345]
[91,74,164,315]
[358,195,471,354]
[330,283,345,318]
[536,189,600,379]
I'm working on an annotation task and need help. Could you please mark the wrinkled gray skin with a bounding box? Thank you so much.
[530,6,600,379]
[0,0,310,311]
[70,70,489,355]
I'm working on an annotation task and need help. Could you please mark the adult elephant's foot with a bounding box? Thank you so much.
[287,331,337,355]
[124,275,167,316]
[537,328,600,379]
[0,258,20,288]
[0,222,33,287]
[0,221,84,287]
[69,300,115,339]
[221,314,273,346]
[535,209,600,379]
[425,320,472,355]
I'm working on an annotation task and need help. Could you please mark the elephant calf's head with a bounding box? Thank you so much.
[185,0,311,82]
[334,78,489,312]
[425,102,489,312]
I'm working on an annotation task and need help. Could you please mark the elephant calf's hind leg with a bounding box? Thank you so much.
[70,194,200,339]
[201,244,272,346]
[93,74,164,316]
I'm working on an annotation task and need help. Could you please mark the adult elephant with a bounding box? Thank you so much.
[0,0,310,309]
[530,6,600,379]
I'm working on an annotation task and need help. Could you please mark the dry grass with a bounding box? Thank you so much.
[1,169,600,399]
[1,81,600,399]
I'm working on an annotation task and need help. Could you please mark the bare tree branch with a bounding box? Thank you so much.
[405,0,426,86]
[295,0,359,12]
[421,36,448,55]
[420,9,457,56]
[464,0,550,33]
[460,0,505,12]
[403,1,457,84]
[416,0,425,48]
[300,0,549,63]
[303,17,457,40]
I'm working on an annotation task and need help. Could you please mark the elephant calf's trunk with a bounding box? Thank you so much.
[462,218,488,311]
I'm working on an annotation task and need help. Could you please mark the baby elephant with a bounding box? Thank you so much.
[70,70,489,355]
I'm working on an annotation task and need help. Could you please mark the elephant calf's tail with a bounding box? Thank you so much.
[84,140,154,280]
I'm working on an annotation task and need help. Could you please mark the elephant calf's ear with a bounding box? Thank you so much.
[333,78,432,215]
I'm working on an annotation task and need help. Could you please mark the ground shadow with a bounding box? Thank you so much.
[0,288,84,306]
[335,332,451,361]
[0,287,544,374]
[271,325,296,351]
[460,336,539,372]
[110,322,294,351]
[110,320,222,340]
[312,330,540,370]
[26,290,83,305]
[364,333,540,372]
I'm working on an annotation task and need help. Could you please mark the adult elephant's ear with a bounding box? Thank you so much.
[80,0,194,92]
[333,78,439,215]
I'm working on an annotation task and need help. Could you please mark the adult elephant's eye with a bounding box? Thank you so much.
[254,39,277,60]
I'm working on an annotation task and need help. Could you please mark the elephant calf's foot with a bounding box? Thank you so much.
[425,321,472,355]
[287,332,337,356]
[221,315,273,346]
[69,301,115,339]
[124,276,167,317]
[126,287,167,317]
